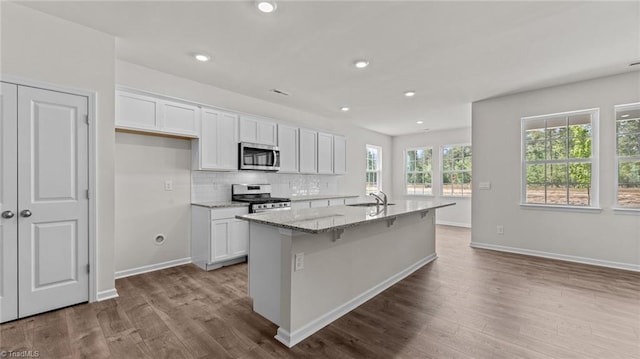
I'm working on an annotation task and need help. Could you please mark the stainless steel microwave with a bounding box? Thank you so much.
[238,142,280,171]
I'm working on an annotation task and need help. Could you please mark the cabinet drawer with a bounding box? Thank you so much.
[211,207,248,220]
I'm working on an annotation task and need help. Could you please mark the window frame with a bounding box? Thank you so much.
[365,144,382,194]
[614,102,640,211]
[520,108,600,209]
[440,143,472,198]
[404,146,433,196]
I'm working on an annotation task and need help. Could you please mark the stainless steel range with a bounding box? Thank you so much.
[232,184,291,213]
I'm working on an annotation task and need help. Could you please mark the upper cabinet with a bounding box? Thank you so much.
[317,132,334,174]
[277,124,299,173]
[240,115,277,145]
[299,128,318,174]
[193,108,238,171]
[116,90,199,137]
[333,135,347,174]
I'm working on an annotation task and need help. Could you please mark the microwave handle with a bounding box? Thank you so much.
[273,149,280,166]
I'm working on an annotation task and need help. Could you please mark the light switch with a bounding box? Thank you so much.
[164,180,173,191]
[478,182,491,190]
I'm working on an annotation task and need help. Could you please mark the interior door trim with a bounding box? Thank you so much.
[1,75,101,303]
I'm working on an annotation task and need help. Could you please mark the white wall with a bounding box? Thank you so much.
[392,127,472,227]
[1,3,116,293]
[115,60,393,272]
[114,133,192,274]
[472,72,640,270]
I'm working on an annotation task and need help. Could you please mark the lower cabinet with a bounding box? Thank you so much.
[192,206,249,270]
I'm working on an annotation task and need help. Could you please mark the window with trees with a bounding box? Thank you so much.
[442,144,472,197]
[405,148,433,195]
[615,103,640,209]
[366,145,382,194]
[522,109,598,207]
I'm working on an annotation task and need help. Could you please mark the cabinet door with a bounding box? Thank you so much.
[334,135,347,174]
[257,121,277,146]
[198,108,238,170]
[160,100,199,137]
[0,83,18,323]
[115,91,158,131]
[240,115,276,145]
[211,220,231,262]
[239,116,258,143]
[230,219,249,257]
[329,198,345,206]
[299,129,318,174]
[310,199,329,208]
[277,124,299,173]
[317,132,334,174]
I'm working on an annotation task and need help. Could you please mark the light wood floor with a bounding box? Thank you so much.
[2,226,639,358]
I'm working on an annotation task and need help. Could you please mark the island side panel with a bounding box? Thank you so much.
[248,222,284,325]
[287,210,436,343]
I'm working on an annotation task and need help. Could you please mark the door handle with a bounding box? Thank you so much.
[20,209,32,218]
[1,210,15,219]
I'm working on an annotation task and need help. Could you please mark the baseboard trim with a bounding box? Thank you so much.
[436,220,471,228]
[115,257,192,279]
[96,288,119,301]
[470,242,640,272]
[274,253,438,348]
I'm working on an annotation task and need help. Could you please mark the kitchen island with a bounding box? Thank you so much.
[236,200,455,347]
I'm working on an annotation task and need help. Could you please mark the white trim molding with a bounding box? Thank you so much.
[436,220,471,228]
[115,257,192,279]
[96,289,119,302]
[470,242,640,272]
[274,253,438,348]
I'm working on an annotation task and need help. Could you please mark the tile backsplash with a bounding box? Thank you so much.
[192,171,339,203]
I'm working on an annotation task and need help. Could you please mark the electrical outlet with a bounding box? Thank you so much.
[164,180,173,191]
[497,225,504,235]
[294,253,304,271]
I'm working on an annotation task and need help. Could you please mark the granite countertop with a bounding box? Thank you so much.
[289,194,360,202]
[191,201,249,208]
[236,200,455,234]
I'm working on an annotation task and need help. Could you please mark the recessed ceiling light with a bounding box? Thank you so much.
[340,107,350,112]
[354,60,369,69]
[194,54,210,62]
[257,1,277,13]
[404,91,416,97]
[416,120,423,124]
[621,114,630,118]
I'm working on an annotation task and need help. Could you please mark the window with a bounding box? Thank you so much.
[442,144,472,197]
[615,103,640,208]
[405,147,432,195]
[521,109,598,207]
[366,145,382,194]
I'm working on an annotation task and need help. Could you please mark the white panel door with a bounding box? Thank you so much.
[299,129,317,174]
[212,220,231,261]
[217,111,239,170]
[0,83,18,323]
[17,86,89,318]
[277,124,299,173]
[317,132,334,174]
[230,219,248,257]
[161,101,199,137]
[257,121,277,146]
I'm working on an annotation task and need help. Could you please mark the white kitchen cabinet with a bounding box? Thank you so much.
[240,115,277,145]
[310,199,330,208]
[299,128,318,174]
[329,198,345,206]
[333,135,347,174]
[277,124,299,173]
[116,89,199,137]
[317,132,334,174]
[192,108,238,171]
[191,206,249,270]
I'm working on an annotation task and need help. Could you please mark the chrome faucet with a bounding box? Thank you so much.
[369,191,388,207]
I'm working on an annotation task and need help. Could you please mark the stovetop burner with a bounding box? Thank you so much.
[231,184,291,213]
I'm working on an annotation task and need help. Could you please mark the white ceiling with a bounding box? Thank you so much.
[19,1,640,136]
